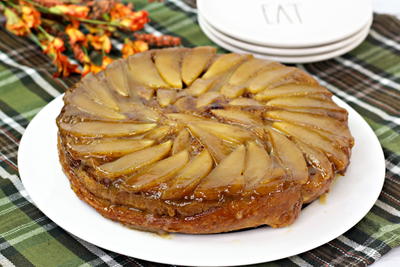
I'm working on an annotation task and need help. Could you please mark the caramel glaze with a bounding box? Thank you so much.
[58,128,332,233]
[56,48,353,233]
[59,135,303,233]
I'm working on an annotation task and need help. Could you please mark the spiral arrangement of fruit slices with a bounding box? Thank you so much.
[57,46,354,203]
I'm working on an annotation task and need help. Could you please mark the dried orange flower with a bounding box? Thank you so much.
[120,10,149,31]
[41,36,79,77]
[49,4,89,19]
[110,3,149,31]
[21,6,41,29]
[122,39,149,58]
[87,34,111,53]
[110,3,133,20]
[4,8,29,36]
[71,44,90,63]
[1,1,176,78]
[66,23,85,44]
[52,52,80,77]
[82,62,103,76]
[101,56,113,68]
[42,37,65,56]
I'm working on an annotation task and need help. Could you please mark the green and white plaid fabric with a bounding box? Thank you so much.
[0,0,399,266]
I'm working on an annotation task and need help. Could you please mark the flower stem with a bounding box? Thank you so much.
[77,18,120,27]
[22,0,50,13]
[81,45,90,60]
[28,33,44,49]
[4,1,19,9]
[37,25,53,40]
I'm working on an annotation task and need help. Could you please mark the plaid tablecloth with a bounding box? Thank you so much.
[0,0,399,266]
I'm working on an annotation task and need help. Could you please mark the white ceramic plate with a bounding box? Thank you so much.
[19,95,385,266]
[198,15,370,63]
[198,0,372,47]
[199,14,372,56]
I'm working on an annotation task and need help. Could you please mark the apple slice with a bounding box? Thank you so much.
[69,139,154,157]
[196,92,222,108]
[173,96,197,112]
[172,128,190,154]
[162,150,213,199]
[294,140,333,180]
[59,121,156,137]
[229,98,262,107]
[266,96,346,111]
[249,68,317,93]
[193,121,253,144]
[247,66,294,93]
[310,128,352,149]
[220,84,246,98]
[265,110,353,146]
[185,78,217,96]
[202,53,251,79]
[155,48,186,88]
[123,150,189,191]
[228,58,277,85]
[127,51,169,88]
[166,113,204,123]
[268,128,308,184]
[68,92,126,120]
[288,69,318,85]
[97,140,172,178]
[255,84,331,101]
[118,102,160,122]
[207,73,234,92]
[272,122,349,172]
[188,124,232,162]
[211,109,263,127]
[250,155,288,195]
[104,60,130,96]
[81,73,119,111]
[157,89,177,107]
[244,141,273,191]
[144,126,171,141]
[181,46,216,86]
[282,107,349,122]
[194,145,245,200]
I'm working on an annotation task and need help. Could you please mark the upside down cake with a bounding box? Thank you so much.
[57,47,354,234]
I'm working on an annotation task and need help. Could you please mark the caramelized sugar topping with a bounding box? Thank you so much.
[58,47,354,202]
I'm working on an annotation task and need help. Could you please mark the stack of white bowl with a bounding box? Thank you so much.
[197,0,373,63]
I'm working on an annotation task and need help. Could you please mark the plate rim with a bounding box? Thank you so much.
[199,13,372,56]
[197,0,373,48]
[18,94,386,266]
[198,15,370,63]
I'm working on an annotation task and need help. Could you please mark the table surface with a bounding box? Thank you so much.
[0,0,399,266]
[365,2,400,266]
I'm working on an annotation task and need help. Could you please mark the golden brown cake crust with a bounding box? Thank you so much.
[57,47,353,234]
